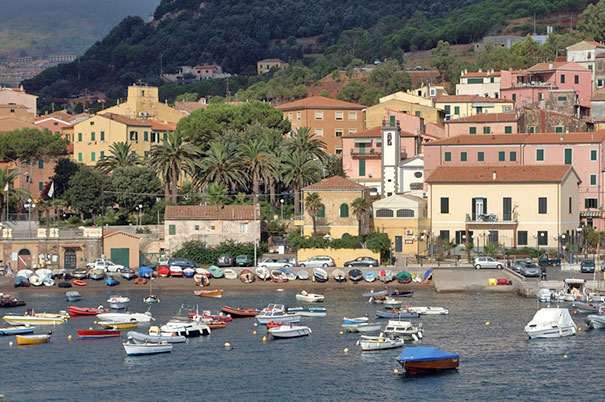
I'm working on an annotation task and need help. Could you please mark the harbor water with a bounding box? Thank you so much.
[0,288,599,401]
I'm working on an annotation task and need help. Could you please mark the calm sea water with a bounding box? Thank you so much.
[0,288,600,401]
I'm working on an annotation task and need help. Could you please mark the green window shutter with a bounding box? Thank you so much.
[591,150,598,161]
[564,148,572,165]
[444,105,450,113]
[505,126,512,134]
[460,152,467,162]
[100,151,104,159]
[483,126,490,134]
[555,126,563,133]
[359,159,366,176]
[510,151,517,161]
[440,197,449,214]
[195,225,199,230]
[39,182,43,191]
[444,152,451,162]
[415,111,421,117]
[91,152,96,162]
[454,106,460,115]
[586,198,590,209]
[169,224,176,235]
[498,151,505,161]
[467,78,483,84]
[536,149,544,161]
[91,132,95,141]
[317,204,325,218]
[78,133,82,141]
[478,152,484,162]
[340,204,349,218]
[574,75,579,84]
[469,127,476,134]
[557,96,567,102]
[78,153,82,162]
[512,94,516,101]
[538,197,547,214]
[66,134,70,142]
[38,160,44,169]
[490,77,494,83]
[561,74,565,83]
[163,133,167,141]
[529,126,535,133]
[591,174,597,186]
[144,151,149,158]
[144,131,148,141]
[101,131,105,141]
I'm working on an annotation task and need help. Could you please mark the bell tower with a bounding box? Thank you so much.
[381,115,400,196]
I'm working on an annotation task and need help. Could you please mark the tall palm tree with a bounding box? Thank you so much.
[351,197,370,246]
[260,128,285,207]
[288,127,328,164]
[240,137,275,206]
[282,150,322,215]
[96,142,141,174]
[194,141,245,190]
[0,167,29,220]
[305,192,322,236]
[206,183,230,206]
[149,132,200,203]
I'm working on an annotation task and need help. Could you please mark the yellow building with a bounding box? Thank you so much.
[373,194,429,255]
[73,113,176,166]
[427,165,580,250]
[100,84,185,123]
[257,59,288,74]
[301,176,370,237]
[365,98,445,129]
[434,95,514,119]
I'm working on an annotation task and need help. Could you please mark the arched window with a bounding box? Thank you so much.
[340,203,349,218]
[397,209,415,217]
[317,204,325,218]
[376,209,394,217]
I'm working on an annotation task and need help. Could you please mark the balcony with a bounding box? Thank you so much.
[351,148,382,159]
[465,213,518,224]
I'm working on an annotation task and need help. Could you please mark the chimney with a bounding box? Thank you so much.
[492,170,497,180]
[548,63,553,69]
[560,133,564,141]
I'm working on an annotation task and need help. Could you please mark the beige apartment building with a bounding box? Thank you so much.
[434,95,514,120]
[365,95,445,129]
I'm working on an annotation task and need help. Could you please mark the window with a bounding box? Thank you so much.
[476,106,483,114]
[460,152,467,162]
[376,209,394,217]
[440,197,449,214]
[90,121,94,126]
[510,151,517,162]
[591,149,598,161]
[414,172,422,178]
[560,74,565,83]
[555,126,564,133]
[91,152,95,162]
[348,129,357,135]
[518,231,528,246]
[288,112,293,121]
[490,77,495,83]
[557,96,567,102]
[100,131,105,141]
[194,225,199,230]
[144,151,148,158]
[538,93,543,100]
[528,126,535,133]
[439,230,450,241]
[498,151,505,161]
[78,133,82,142]
[590,174,597,186]
[100,151,104,159]
[503,197,512,220]
[340,204,349,218]
[335,148,342,155]
[78,153,82,162]
[91,132,95,141]
[66,134,70,142]
[586,198,598,209]
[297,112,301,120]
[129,131,138,141]
[335,129,344,137]
[444,105,451,114]
[38,160,44,169]
[314,128,323,137]
[359,159,366,176]
[317,204,325,218]
[314,111,323,120]
[415,111,421,117]
[454,106,460,115]
[469,127,477,134]
[483,126,490,134]
[569,197,572,214]
[564,148,572,165]
[38,182,43,191]
[396,209,414,217]
[335,111,344,121]
[536,149,544,161]
[240,223,249,233]
[444,152,451,162]
[538,231,548,246]
[144,131,149,141]
[574,75,579,84]
[505,126,512,134]
[478,151,484,162]
[467,78,483,84]
[169,225,176,235]
[348,111,357,121]
[599,62,603,71]
[163,133,167,141]
[538,197,547,214]
[512,94,516,102]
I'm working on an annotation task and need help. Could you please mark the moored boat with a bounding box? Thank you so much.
[67,305,108,316]
[194,289,223,298]
[98,320,139,329]
[357,334,404,351]
[288,307,327,317]
[343,316,369,325]
[396,271,412,284]
[571,301,604,314]
[363,271,377,282]
[363,289,388,298]
[0,294,26,308]
[160,320,210,337]
[123,341,172,356]
[72,269,88,279]
[127,329,186,344]
[376,309,419,319]
[382,320,424,341]
[77,329,121,338]
[16,333,51,345]
[97,312,154,323]
[296,290,324,302]
[107,296,130,310]
[256,304,300,325]
[221,306,260,317]
[313,267,328,282]
[407,306,449,315]
[3,313,67,326]
[391,290,414,297]
[0,326,35,335]
[342,322,382,333]
[586,308,605,329]
[65,291,82,302]
[332,268,346,282]
[524,307,577,339]
[396,347,460,375]
[348,269,363,282]
[268,323,312,338]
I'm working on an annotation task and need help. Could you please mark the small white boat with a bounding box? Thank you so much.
[363,290,388,298]
[537,288,557,303]
[288,307,327,317]
[407,306,449,315]
[332,268,346,282]
[588,293,605,303]
[379,269,394,283]
[127,330,186,344]
[296,290,324,303]
[586,307,605,329]
[30,275,43,287]
[525,308,577,339]
[160,320,210,337]
[382,320,424,341]
[383,297,403,309]
[313,267,328,282]
[342,322,382,333]
[297,270,309,280]
[255,267,270,280]
[256,304,300,325]
[107,296,130,310]
[97,312,154,323]
[169,266,183,277]
[3,314,67,326]
[343,317,369,325]
[123,341,172,356]
[270,269,287,282]
[357,334,404,351]
[223,269,238,279]
[65,291,82,302]
[183,268,195,277]
[195,268,208,275]
[36,269,53,279]
[43,277,55,287]
[268,323,312,338]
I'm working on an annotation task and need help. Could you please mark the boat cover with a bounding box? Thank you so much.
[137,267,153,278]
[423,270,433,280]
[396,271,412,281]
[396,347,459,363]
[527,308,575,328]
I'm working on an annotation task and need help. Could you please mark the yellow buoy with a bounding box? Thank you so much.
[94,321,98,324]
[563,354,568,359]
[89,327,93,331]
[253,330,257,335]
[344,348,349,353]
[339,331,344,335]
[9,341,13,347]
[68,335,72,340]
[485,322,490,326]
[578,327,582,332]
[394,368,399,374]
[262,336,267,343]
[224,342,231,349]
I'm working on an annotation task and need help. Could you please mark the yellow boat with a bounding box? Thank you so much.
[35,312,70,320]
[3,314,67,326]
[98,320,138,329]
[16,334,51,345]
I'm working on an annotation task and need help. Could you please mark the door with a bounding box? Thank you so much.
[110,248,130,269]
[64,249,77,270]
[472,198,486,220]
[503,197,512,221]
[17,249,31,270]
[395,236,403,253]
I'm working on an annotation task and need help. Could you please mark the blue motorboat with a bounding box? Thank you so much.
[209,265,224,278]
[0,326,35,336]
[363,271,377,282]
[396,347,460,375]
[343,316,369,325]
[375,309,419,319]
[137,266,154,278]
[105,277,119,286]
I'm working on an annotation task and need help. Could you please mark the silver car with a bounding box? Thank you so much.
[473,256,504,269]
[258,258,294,269]
[521,263,541,277]
[298,256,336,268]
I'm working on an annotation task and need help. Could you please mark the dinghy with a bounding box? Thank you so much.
[239,269,255,283]
[16,333,51,345]
[407,306,449,315]
[67,306,108,316]
[342,322,382,333]
[382,320,424,341]
[270,269,287,282]
[363,271,377,282]
[332,268,346,282]
[376,309,419,319]
[379,269,394,283]
[255,267,270,280]
[268,323,312,338]
[278,268,297,281]
[65,291,82,302]
[391,290,414,297]
[396,271,412,284]
[313,267,328,282]
[30,275,43,287]
[223,269,238,279]
[221,306,260,317]
[42,277,55,287]
[0,326,35,336]
[105,277,119,286]
[348,269,363,282]
[127,330,186,344]
[169,265,183,277]
[208,265,223,278]
[120,268,137,280]
[396,347,459,375]
[363,290,388,298]
[183,268,195,278]
[288,307,327,317]
[194,289,223,298]
[296,290,324,302]
[357,334,404,351]
[107,296,130,310]
[123,341,172,356]
[77,329,120,338]
[297,270,309,280]
[158,266,171,278]
[343,317,369,325]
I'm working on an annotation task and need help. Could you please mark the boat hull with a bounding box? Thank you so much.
[357,336,404,351]
[295,293,324,302]
[123,342,172,356]
[269,326,312,338]
[67,306,108,316]
[342,323,381,332]
[256,313,301,325]
[288,307,327,317]
[525,326,576,339]
[400,358,459,375]
[3,316,66,326]
[0,326,35,335]
[376,310,419,319]
[127,331,186,343]
[16,334,51,345]
[77,329,121,338]
[98,321,138,329]
[586,314,605,329]
[194,289,223,298]
[220,306,259,317]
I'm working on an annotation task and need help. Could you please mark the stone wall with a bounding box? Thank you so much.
[520,108,591,133]
[165,219,260,254]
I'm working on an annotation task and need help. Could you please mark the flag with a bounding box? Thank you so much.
[3,182,7,192]
[47,181,54,198]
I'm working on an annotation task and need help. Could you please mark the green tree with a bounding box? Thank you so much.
[96,141,141,174]
[288,127,328,164]
[175,92,198,102]
[305,192,322,236]
[351,197,370,246]
[387,71,412,93]
[430,40,455,82]
[360,87,384,106]
[195,141,245,191]
[292,85,308,98]
[0,167,29,220]
[206,183,230,206]
[369,60,399,92]
[509,35,546,69]
[110,166,161,213]
[282,150,322,215]
[260,128,285,206]
[240,137,273,205]
[335,80,366,103]
[319,90,331,98]
[324,154,346,177]
[49,158,79,199]
[578,0,605,42]
[65,166,112,222]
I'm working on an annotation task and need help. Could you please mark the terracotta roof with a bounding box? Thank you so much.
[426,132,605,146]
[165,205,256,220]
[342,127,381,138]
[583,40,605,47]
[461,71,501,77]
[276,96,365,111]
[98,113,151,127]
[593,88,605,101]
[447,113,520,123]
[523,107,589,122]
[526,61,589,72]
[175,101,206,113]
[434,95,511,103]
[35,111,73,123]
[103,230,139,239]
[426,165,573,183]
[303,176,369,191]
[258,58,285,63]
[149,120,176,131]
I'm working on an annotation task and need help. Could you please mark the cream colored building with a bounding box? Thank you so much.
[301,176,370,238]
[434,95,514,119]
[365,99,445,129]
[0,86,37,115]
[257,59,288,74]
[427,165,580,249]
[100,84,185,123]
[373,194,429,255]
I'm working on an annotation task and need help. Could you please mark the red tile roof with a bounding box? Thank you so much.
[276,96,365,111]
[434,95,512,103]
[426,165,573,183]
[99,113,151,127]
[461,71,501,78]
[149,120,177,131]
[35,111,73,123]
[526,61,589,72]
[303,176,369,191]
[165,205,256,220]
[426,131,605,146]
[593,88,605,101]
[447,113,520,124]
[175,101,207,113]
[342,127,381,138]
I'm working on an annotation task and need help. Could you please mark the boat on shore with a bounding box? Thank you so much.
[357,334,404,351]
[363,271,376,282]
[255,267,270,280]
[0,326,35,335]
[208,266,223,278]
[224,268,238,280]
[220,306,260,317]
[396,347,460,375]
[105,277,119,286]
[524,308,577,339]
[123,341,172,356]
[348,269,363,282]
[278,268,297,281]
[296,290,324,302]
[271,269,288,282]
[288,307,327,317]
[239,269,255,283]
[313,268,328,282]
[268,323,312,338]
[77,329,121,338]
[16,333,51,345]
[332,269,346,282]
[194,289,223,298]
[379,269,394,283]
[297,270,309,280]
[120,268,137,280]
[65,291,82,302]
[67,306,108,316]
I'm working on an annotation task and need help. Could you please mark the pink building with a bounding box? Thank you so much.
[424,131,605,228]
[194,65,222,79]
[445,113,521,137]
[34,111,73,135]
[500,61,592,113]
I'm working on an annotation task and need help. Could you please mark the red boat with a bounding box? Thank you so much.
[221,305,260,318]
[188,311,232,322]
[157,266,170,277]
[76,329,120,338]
[67,305,109,316]
[266,321,282,329]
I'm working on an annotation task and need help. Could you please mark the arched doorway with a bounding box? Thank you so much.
[64,249,77,270]
[17,249,31,270]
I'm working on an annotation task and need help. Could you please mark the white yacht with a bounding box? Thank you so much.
[524,308,577,339]
[382,320,424,341]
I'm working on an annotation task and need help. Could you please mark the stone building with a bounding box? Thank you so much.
[519,107,593,133]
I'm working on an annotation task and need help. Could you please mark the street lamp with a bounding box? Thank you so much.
[24,198,36,237]
[280,199,284,220]
[135,204,143,226]
[576,227,584,260]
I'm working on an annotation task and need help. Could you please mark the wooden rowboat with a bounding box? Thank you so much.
[194,289,223,298]
[205,321,227,329]
[16,333,51,345]
[67,306,108,316]
[220,306,260,317]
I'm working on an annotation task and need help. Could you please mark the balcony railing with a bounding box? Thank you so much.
[465,213,518,223]
[351,148,382,157]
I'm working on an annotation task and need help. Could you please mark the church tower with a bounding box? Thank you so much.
[381,115,401,196]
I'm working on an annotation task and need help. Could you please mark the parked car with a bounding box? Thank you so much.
[511,260,526,273]
[298,256,336,268]
[539,255,561,267]
[581,260,596,273]
[521,262,541,277]
[258,258,293,269]
[473,256,504,269]
[235,255,253,267]
[283,257,297,267]
[217,254,233,267]
[86,259,124,273]
[168,258,198,269]
[344,256,379,268]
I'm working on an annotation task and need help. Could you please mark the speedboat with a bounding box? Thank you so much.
[348,269,363,282]
[65,291,82,302]
[357,334,404,351]
[97,312,154,323]
[0,326,35,335]
[16,333,51,345]
[255,267,270,280]
[67,306,108,316]
[296,290,324,302]
[288,307,327,317]
[382,320,424,341]
[407,306,449,315]
[270,269,287,282]
[297,270,309,280]
[268,323,312,338]
[256,304,300,325]
[127,329,186,344]
[559,278,588,302]
[537,288,557,303]
[107,296,130,310]
[391,290,414,297]
[343,317,369,325]
[363,271,376,282]
[332,268,346,282]
[160,320,210,337]
[123,340,172,356]
[396,347,459,375]
[572,301,605,314]
[524,308,577,339]
[379,269,394,283]
[313,268,328,282]
[342,322,382,333]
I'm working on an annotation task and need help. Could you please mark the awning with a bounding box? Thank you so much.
[61,245,83,249]
[353,139,373,144]
[581,211,603,217]
[471,102,495,107]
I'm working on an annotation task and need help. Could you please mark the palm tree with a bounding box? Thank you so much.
[240,137,276,206]
[0,167,29,221]
[351,197,370,246]
[288,127,328,164]
[259,129,285,206]
[305,192,322,236]
[282,150,322,215]
[149,132,200,203]
[194,141,245,190]
[96,142,141,174]
[206,183,230,206]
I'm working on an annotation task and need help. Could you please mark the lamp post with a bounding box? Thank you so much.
[24,198,36,237]
[280,199,284,220]
[135,204,143,227]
